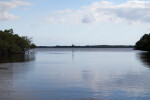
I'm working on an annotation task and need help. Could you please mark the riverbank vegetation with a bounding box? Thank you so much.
[135,34,150,51]
[0,29,36,55]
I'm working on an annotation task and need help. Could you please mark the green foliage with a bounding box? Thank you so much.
[135,33,150,51]
[0,29,36,54]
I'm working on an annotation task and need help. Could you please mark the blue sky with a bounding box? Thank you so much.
[0,0,150,46]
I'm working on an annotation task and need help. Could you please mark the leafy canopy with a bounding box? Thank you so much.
[0,29,36,54]
[135,33,150,51]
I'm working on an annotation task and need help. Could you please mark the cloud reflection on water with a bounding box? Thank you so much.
[0,54,36,100]
[0,48,150,100]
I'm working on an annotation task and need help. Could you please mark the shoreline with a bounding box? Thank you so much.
[36,45,134,48]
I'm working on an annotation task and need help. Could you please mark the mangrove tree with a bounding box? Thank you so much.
[135,33,150,51]
[0,29,36,54]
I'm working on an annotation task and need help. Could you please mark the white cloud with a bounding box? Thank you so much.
[0,0,31,21]
[47,0,150,24]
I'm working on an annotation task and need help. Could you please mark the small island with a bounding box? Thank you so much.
[0,29,36,55]
[135,33,150,51]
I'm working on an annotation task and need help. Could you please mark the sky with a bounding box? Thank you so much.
[0,0,150,46]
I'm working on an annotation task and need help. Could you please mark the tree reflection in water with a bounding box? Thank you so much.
[0,54,36,100]
[138,52,150,67]
[0,54,35,64]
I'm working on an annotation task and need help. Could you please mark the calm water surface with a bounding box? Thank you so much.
[0,48,150,100]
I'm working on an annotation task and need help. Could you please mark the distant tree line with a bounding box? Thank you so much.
[135,33,150,51]
[36,45,133,48]
[0,29,36,54]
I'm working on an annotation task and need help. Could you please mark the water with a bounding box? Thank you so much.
[0,48,150,100]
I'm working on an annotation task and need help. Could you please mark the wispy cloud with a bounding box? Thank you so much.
[0,0,31,21]
[54,9,72,14]
[47,0,150,24]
